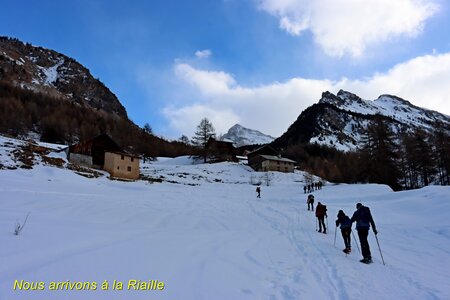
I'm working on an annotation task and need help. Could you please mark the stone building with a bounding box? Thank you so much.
[66,134,140,180]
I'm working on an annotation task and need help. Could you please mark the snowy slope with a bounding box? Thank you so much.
[222,124,275,147]
[1,138,450,300]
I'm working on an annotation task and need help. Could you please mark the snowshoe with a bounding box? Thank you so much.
[360,258,373,264]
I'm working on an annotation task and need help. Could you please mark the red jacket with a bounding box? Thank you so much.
[315,203,327,218]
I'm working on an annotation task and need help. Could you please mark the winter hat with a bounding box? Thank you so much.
[356,203,362,209]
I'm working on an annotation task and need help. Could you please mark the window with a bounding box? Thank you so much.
[121,155,124,160]
[127,166,131,172]
[131,157,134,162]
[117,166,120,170]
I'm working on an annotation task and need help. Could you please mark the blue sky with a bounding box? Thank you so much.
[1,0,449,138]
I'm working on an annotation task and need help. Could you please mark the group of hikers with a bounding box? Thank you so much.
[307,193,379,264]
[256,182,380,264]
[304,182,322,194]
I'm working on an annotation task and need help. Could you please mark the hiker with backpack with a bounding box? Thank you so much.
[350,203,378,264]
[336,210,352,254]
[256,186,261,198]
[307,194,315,211]
[315,202,327,233]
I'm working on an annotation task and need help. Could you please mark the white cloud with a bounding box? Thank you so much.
[195,49,212,59]
[258,0,439,57]
[165,52,450,138]
[336,52,450,113]
[163,104,240,137]
[175,63,236,96]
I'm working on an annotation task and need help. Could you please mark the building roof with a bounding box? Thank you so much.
[105,150,140,159]
[259,155,296,163]
[69,133,123,155]
[247,145,278,156]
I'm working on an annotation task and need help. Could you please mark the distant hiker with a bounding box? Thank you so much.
[351,203,378,264]
[336,210,352,254]
[318,181,323,190]
[303,186,307,194]
[315,202,327,233]
[256,186,261,198]
[307,194,315,211]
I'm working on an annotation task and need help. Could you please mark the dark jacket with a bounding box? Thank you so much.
[350,205,376,231]
[315,203,327,218]
[307,195,314,204]
[336,211,352,229]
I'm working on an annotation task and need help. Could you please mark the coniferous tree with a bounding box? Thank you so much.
[432,125,450,185]
[360,115,401,190]
[143,123,153,135]
[191,118,216,163]
[411,130,435,187]
[179,135,190,145]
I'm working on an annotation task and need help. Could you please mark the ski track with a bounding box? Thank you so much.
[246,195,447,300]
[246,198,349,299]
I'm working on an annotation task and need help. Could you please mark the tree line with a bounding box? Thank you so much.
[0,81,194,158]
[283,115,450,191]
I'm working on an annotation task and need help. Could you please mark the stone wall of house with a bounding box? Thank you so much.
[261,160,294,173]
[68,153,93,168]
[104,152,139,180]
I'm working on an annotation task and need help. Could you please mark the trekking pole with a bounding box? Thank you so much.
[375,234,386,266]
[351,229,361,254]
[334,226,337,247]
[315,218,318,231]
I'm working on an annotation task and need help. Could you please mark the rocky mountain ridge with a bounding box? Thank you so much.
[273,89,450,151]
[0,37,127,118]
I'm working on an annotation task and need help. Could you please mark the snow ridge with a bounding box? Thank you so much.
[222,124,275,147]
[310,90,450,151]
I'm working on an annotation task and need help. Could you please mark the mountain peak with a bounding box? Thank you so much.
[222,124,275,147]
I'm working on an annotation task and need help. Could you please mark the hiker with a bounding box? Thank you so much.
[315,202,327,233]
[336,210,352,254]
[256,186,261,198]
[307,194,315,211]
[350,203,378,264]
[303,186,307,194]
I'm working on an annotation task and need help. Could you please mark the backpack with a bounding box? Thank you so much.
[316,204,327,217]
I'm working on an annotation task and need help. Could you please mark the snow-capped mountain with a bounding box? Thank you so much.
[222,124,275,147]
[0,37,127,117]
[273,90,450,151]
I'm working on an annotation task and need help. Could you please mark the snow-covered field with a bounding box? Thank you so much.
[1,138,450,300]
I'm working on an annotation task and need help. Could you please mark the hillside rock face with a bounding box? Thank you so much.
[222,124,275,147]
[0,37,127,118]
[273,90,450,151]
